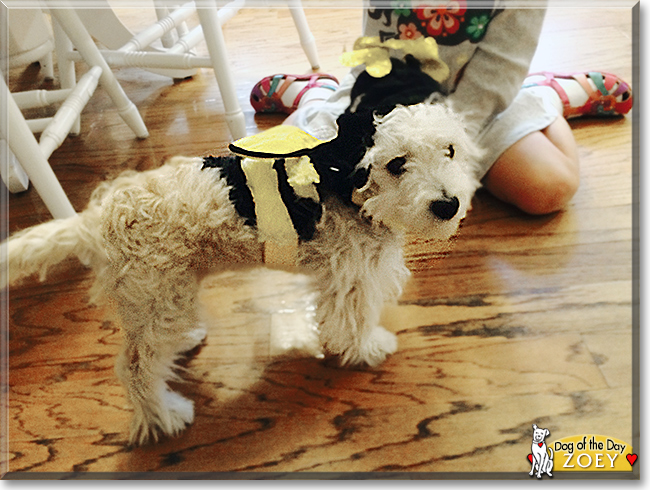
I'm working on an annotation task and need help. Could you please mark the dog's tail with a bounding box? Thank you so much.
[1,206,105,290]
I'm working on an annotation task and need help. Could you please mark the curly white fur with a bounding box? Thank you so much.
[1,103,480,445]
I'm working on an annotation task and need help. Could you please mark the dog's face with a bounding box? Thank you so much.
[532,424,550,445]
[354,104,481,240]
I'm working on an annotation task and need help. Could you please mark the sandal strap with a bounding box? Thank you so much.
[571,73,602,101]
[532,72,572,112]
[588,72,609,95]
[290,74,338,111]
[272,75,296,99]
[525,70,632,118]
[612,79,630,97]
[265,74,287,97]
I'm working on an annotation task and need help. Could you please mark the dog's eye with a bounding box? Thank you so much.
[445,145,455,159]
[386,156,407,176]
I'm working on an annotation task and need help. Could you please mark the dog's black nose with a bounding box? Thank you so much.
[430,196,460,221]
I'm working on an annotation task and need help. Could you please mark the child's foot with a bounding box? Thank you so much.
[250,73,339,114]
[523,71,633,119]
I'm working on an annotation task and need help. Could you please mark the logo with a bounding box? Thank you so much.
[526,426,636,476]
[552,434,635,472]
[528,424,554,479]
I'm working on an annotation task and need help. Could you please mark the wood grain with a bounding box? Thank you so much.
[1,4,636,478]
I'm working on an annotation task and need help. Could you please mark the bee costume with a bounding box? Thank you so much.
[200,37,452,246]
[201,117,374,245]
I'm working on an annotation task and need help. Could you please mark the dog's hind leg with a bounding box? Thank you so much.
[546,449,554,477]
[110,267,204,445]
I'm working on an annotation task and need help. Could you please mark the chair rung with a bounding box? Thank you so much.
[119,1,196,52]
[39,66,103,159]
[12,88,73,110]
[26,118,53,133]
[68,49,213,70]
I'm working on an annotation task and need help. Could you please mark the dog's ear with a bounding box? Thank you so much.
[328,110,377,160]
[545,429,550,437]
[352,164,371,190]
[309,110,376,203]
[532,424,538,430]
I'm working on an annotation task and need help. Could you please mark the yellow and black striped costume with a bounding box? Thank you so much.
[202,126,327,244]
[202,112,376,244]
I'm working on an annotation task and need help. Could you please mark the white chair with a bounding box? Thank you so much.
[69,0,321,139]
[1,66,102,218]
[0,8,56,195]
[0,7,147,218]
[47,6,149,140]
[3,9,55,80]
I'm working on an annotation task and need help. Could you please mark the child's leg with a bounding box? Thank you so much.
[483,71,632,215]
[483,116,579,215]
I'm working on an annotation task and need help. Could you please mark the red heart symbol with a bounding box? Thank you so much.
[626,454,638,466]
[538,443,543,447]
[527,454,533,463]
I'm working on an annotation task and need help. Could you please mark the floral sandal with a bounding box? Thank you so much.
[524,71,633,118]
[250,73,339,114]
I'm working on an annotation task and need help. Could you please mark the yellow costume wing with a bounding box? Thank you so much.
[229,125,325,158]
[224,125,326,245]
[340,36,450,82]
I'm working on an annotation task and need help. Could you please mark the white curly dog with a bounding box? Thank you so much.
[2,71,480,445]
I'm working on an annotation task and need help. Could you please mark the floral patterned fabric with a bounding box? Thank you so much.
[367,1,502,45]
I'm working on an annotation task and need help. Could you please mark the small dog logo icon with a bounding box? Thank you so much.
[528,424,554,478]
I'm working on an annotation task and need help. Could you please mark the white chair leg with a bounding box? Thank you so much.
[48,7,149,139]
[39,66,103,159]
[287,0,320,70]
[153,1,193,47]
[38,51,55,80]
[0,140,30,194]
[0,74,76,219]
[195,3,246,139]
[153,3,177,48]
[52,15,80,134]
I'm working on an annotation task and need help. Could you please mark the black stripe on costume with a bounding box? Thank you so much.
[202,156,256,228]
[273,159,322,242]
[228,144,314,160]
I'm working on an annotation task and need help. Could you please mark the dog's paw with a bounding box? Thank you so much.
[129,391,195,446]
[361,326,398,366]
[339,326,398,367]
[176,326,208,354]
[163,389,195,429]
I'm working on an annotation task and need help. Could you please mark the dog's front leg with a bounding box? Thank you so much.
[303,221,410,367]
[317,282,398,367]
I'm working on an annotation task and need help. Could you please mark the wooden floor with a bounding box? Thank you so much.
[2,4,638,479]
